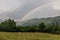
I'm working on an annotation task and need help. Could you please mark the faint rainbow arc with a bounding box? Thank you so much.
[20,1,56,21]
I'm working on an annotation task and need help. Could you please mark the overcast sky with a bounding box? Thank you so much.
[0,0,60,21]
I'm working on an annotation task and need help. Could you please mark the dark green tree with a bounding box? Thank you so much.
[39,23,46,32]
[0,19,16,32]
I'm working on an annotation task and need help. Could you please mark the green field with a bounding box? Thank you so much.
[0,32,59,40]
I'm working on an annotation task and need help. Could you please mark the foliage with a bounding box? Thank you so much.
[0,19,60,34]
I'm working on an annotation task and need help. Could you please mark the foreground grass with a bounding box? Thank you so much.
[0,32,59,40]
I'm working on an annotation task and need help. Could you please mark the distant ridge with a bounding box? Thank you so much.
[17,16,60,26]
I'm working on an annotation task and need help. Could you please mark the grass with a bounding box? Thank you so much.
[0,32,59,40]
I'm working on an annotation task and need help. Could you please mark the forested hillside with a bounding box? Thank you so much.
[18,16,60,26]
[0,16,60,34]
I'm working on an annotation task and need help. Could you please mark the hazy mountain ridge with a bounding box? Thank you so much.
[17,16,60,26]
[0,19,3,23]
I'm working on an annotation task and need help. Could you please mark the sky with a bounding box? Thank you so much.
[0,0,60,21]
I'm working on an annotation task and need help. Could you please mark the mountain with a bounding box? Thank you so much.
[0,19,3,23]
[17,16,60,26]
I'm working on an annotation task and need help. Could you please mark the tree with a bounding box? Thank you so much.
[39,23,46,32]
[50,22,60,34]
[7,19,16,31]
[0,19,16,32]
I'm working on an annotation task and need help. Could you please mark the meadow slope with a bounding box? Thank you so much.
[0,32,59,40]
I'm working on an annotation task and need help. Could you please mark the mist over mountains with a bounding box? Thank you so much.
[0,16,60,26]
[17,16,60,26]
[0,0,60,26]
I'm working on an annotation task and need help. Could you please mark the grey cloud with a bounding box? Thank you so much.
[0,0,51,20]
[21,4,60,20]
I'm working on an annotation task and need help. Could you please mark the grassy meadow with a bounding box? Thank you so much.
[0,32,59,40]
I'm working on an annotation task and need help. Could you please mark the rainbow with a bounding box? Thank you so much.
[20,1,56,21]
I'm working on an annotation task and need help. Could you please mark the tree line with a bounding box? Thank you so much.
[0,19,60,34]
